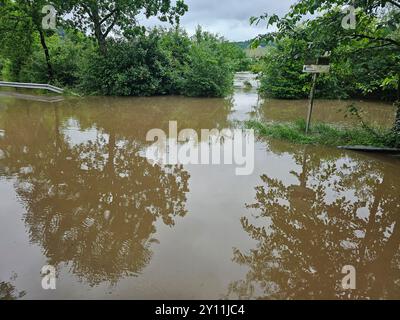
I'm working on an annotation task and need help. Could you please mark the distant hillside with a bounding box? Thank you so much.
[231,40,270,58]
[232,40,252,49]
[244,47,268,58]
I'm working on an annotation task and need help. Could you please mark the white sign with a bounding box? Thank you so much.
[303,65,330,74]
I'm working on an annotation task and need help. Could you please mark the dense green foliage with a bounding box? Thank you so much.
[1,19,238,97]
[80,31,179,96]
[57,0,188,54]
[232,40,252,49]
[223,43,252,72]
[181,30,236,97]
[259,37,309,99]
[15,31,93,87]
[0,0,56,80]
[254,1,400,101]
[0,1,239,98]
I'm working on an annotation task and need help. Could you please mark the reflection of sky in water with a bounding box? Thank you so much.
[0,73,400,299]
[63,119,105,146]
[231,72,262,122]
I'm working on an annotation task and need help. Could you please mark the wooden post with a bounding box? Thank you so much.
[306,73,318,134]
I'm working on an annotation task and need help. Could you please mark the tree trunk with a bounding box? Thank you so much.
[394,102,400,135]
[94,23,107,55]
[38,28,54,82]
[92,10,107,55]
[393,74,400,143]
[97,33,107,56]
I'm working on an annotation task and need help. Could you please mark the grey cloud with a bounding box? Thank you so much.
[140,0,297,41]
[184,0,294,21]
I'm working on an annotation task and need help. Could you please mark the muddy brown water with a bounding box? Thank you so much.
[0,73,399,300]
[259,98,396,128]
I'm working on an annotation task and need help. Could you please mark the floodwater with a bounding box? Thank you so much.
[0,73,399,300]
[258,98,396,128]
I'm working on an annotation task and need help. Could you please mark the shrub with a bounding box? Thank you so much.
[79,33,173,96]
[220,43,251,72]
[17,30,92,87]
[257,27,398,101]
[259,38,309,99]
[182,34,234,97]
[4,26,236,98]
[79,28,235,98]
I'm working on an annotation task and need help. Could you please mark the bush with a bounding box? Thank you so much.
[257,25,398,101]
[182,39,234,97]
[157,28,191,94]
[79,32,175,96]
[79,28,235,97]
[3,26,236,98]
[17,30,92,88]
[220,43,251,72]
[259,38,309,99]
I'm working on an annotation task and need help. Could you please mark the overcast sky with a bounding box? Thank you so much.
[140,0,297,41]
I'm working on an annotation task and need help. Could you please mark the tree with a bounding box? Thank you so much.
[58,0,188,54]
[181,27,235,97]
[0,280,26,300]
[220,42,251,72]
[252,0,400,134]
[0,0,55,81]
[78,28,236,97]
[0,1,33,79]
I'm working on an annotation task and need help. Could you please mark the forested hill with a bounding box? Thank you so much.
[231,40,252,49]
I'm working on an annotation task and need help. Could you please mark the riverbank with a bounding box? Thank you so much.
[246,119,400,148]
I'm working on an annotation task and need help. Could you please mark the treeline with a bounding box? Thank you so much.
[0,26,249,97]
[254,1,399,101]
[0,1,249,97]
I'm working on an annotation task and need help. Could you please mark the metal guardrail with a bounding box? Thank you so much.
[0,81,64,94]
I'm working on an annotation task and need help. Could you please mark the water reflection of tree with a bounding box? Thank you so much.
[0,281,26,300]
[227,146,400,300]
[0,104,190,286]
[0,274,26,300]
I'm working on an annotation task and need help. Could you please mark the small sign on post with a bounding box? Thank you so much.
[302,65,330,74]
[303,53,331,134]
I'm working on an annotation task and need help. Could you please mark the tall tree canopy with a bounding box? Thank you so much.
[0,0,56,80]
[252,0,400,132]
[58,0,188,54]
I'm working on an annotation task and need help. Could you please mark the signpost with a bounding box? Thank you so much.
[305,73,318,134]
[302,65,330,74]
[303,53,331,134]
